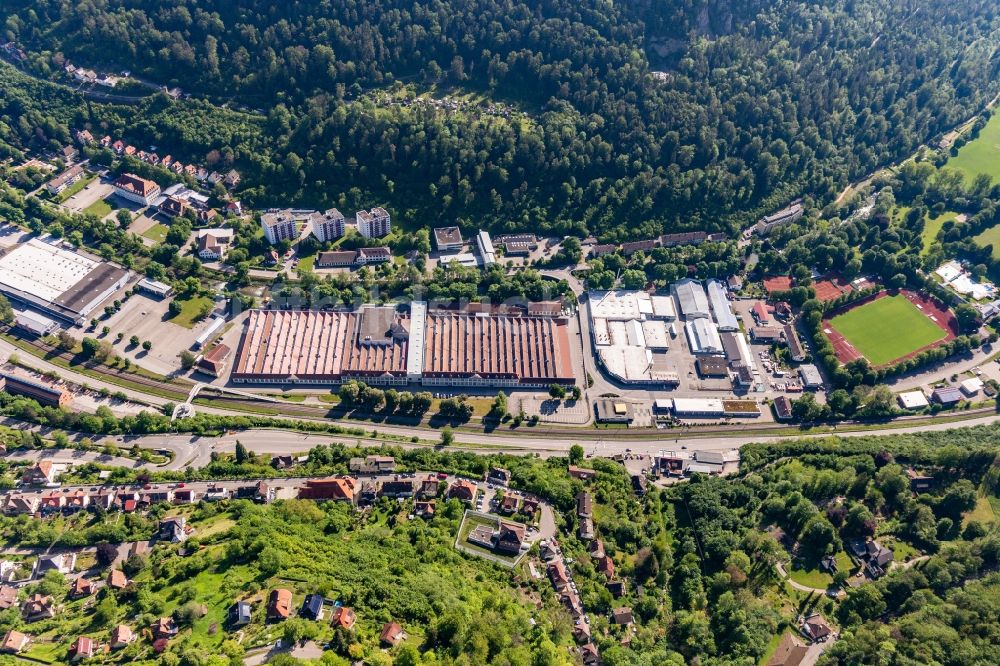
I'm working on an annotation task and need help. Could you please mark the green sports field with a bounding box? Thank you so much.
[948,112,1000,184]
[827,294,948,366]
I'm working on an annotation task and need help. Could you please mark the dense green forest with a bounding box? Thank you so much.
[2,1,999,237]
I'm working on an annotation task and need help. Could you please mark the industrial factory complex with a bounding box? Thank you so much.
[0,238,129,325]
[231,303,576,388]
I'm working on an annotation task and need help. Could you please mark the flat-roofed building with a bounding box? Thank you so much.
[897,390,929,410]
[707,279,738,331]
[0,239,128,325]
[260,210,299,244]
[476,230,496,267]
[433,227,463,252]
[672,279,710,319]
[595,399,632,423]
[356,208,391,238]
[112,173,160,205]
[672,398,725,417]
[798,364,823,389]
[310,209,346,242]
[650,295,676,321]
[756,200,804,236]
[696,357,729,377]
[136,278,173,299]
[13,310,57,337]
[685,319,723,354]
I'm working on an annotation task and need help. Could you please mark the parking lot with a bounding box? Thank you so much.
[61,178,113,213]
[82,291,219,377]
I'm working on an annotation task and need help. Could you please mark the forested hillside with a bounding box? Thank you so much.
[3,0,999,237]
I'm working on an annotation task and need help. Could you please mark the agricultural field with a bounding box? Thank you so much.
[947,111,1000,184]
[826,294,949,366]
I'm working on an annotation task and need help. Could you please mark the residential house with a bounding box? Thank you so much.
[40,493,65,515]
[495,521,526,555]
[597,555,615,580]
[611,607,634,626]
[486,468,511,487]
[0,630,29,654]
[4,495,40,515]
[380,477,415,498]
[107,569,129,591]
[568,465,596,481]
[766,632,808,666]
[330,606,356,630]
[605,580,626,598]
[224,169,241,188]
[448,479,477,502]
[581,642,601,666]
[75,129,94,145]
[521,496,540,515]
[109,625,134,649]
[414,500,435,518]
[801,614,833,643]
[380,621,407,647]
[46,165,85,195]
[152,617,178,639]
[579,517,595,541]
[576,492,593,518]
[267,589,293,621]
[300,593,325,621]
[70,577,95,599]
[0,586,18,609]
[271,455,295,470]
[228,602,252,627]
[22,461,57,486]
[418,475,440,498]
[159,517,188,543]
[631,474,648,496]
[260,210,299,245]
[21,594,57,622]
[197,228,234,260]
[173,489,196,504]
[773,396,794,421]
[69,636,95,661]
[298,477,357,504]
[349,455,397,474]
[548,561,570,592]
[35,553,75,576]
[499,494,520,515]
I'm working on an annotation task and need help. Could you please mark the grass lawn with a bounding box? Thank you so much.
[828,294,948,366]
[973,223,1000,260]
[83,197,113,218]
[919,210,959,254]
[964,495,998,527]
[297,255,314,272]
[142,222,169,243]
[948,111,1000,184]
[169,295,214,329]
[787,561,832,589]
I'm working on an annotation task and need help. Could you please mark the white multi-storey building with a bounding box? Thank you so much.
[311,208,346,242]
[356,207,391,238]
[260,210,299,244]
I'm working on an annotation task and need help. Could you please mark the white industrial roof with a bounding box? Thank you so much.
[685,318,723,354]
[641,320,669,349]
[897,390,929,409]
[406,301,427,378]
[707,279,738,330]
[598,346,654,382]
[672,398,725,415]
[799,364,823,387]
[0,238,98,303]
[960,377,984,395]
[672,279,710,319]
[589,290,651,320]
[650,295,676,320]
[442,253,479,268]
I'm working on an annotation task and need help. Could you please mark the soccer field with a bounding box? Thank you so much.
[828,295,948,367]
